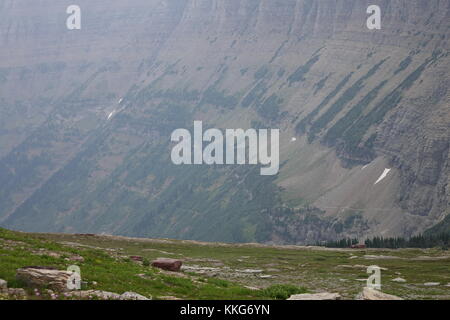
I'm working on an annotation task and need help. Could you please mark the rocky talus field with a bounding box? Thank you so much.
[1,228,450,300]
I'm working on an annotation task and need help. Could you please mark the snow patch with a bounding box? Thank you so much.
[107,111,115,120]
[374,168,391,185]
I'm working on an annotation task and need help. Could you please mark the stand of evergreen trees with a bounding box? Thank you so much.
[317,238,359,248]
[318,233,449,249]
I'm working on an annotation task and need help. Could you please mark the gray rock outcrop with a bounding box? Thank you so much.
[16,267,72,292]
[357,287,403,300]
[288,293,342,300]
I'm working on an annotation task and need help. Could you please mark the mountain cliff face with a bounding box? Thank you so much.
[0,0,449,243]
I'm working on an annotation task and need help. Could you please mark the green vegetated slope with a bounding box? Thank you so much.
[0,1,449,243]
[2,228,450,300]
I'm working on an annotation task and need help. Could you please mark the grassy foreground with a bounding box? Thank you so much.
[1,228,449,300]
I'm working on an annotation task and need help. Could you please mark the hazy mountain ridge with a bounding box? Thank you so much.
[0,0,448,243]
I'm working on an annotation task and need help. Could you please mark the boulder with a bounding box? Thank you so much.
[0,279,7,289]
[392,277,406,283]
[120,291,150,300]
[159,296,182,300]
[16,266,72,292]
[423,282,440,286]
[0,288,27,299]
[68,290,121,300]
[66,290,150,300]
[287,293,342,300]
[357,287,403,300]
[152,258,183,272]
[244,286,260,291]
[242,269,263,274]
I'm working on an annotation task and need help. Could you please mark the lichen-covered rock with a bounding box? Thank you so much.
[288,293,342,300]
[0,288,27,299]
[120,291,150,300]
[16,267,72,292]
[67,290,121,300]
[356,287,403,300]
[159,296,182,300]
[392,277,407,283]
[65,290,150,300]
[423,282,440,286]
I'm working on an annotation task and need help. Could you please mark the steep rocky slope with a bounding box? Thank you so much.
[0,0,448,243]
